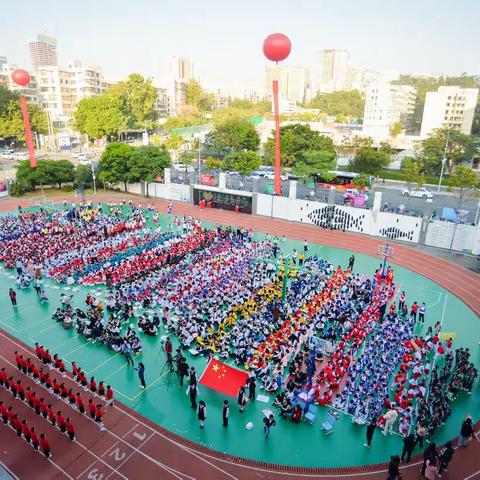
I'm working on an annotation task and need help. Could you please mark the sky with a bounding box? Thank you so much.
[1,0,479,94]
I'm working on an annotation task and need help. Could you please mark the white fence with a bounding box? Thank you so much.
[254,194,423,244]
[425,220,480,254]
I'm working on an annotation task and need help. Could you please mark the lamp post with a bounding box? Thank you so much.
[263,33,291,196]
[11,69,37,168]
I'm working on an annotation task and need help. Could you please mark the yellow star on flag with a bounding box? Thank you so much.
[212,364,219,372]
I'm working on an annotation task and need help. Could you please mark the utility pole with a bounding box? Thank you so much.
[437,129,450,192]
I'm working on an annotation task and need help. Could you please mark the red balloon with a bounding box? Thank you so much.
[263,33,291,63]
[11,69,31,87]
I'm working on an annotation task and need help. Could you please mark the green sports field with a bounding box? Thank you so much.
[0,206,478,468]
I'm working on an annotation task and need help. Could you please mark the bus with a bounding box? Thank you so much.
[314,171,372,191]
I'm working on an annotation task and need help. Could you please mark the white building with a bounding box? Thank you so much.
[0,63,39,103]
[362,84,416,140]
[29,33,58,70]
[166,56,194,116]
[420,86,479,138]
[36,62,107,125]
[314,49,350,93]
[265,65,309,104]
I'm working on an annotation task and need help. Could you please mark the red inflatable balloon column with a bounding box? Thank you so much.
[263,33,292,63]
[263,33,291,195]
[11,69,37,168]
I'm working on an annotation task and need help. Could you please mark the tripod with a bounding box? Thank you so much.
[156,349,177,389]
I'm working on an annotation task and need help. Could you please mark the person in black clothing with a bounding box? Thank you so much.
[189,383,197,409]
[348,255,355,271]
[458,416,475,447]
[401,433,415,463]
[247,377,256,400]
[364,417,377,447]
[222,400,229,427]
[421,443,438,476]
[176,353,189,387]
[387,455,400,480]
[437,440,454,475]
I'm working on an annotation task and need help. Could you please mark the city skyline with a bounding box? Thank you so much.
[1,0,479,93]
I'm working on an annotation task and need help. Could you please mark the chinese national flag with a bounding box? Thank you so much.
[199,359,249,397]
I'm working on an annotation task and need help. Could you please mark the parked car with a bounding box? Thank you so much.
[264,172,288,181]
[401,187,433,199]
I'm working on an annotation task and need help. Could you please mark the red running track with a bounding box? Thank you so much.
[0,193,479,479]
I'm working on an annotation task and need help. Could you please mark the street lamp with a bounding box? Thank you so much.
[91,161,97,195]
[437,129,450,192]
[263,33,291,196]
[11,69,37,168]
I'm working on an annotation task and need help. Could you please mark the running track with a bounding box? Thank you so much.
[0,193,479,480]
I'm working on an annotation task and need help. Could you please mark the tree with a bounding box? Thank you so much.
[50,159,75,188]
[306,90,365,118]
[204,156,222,172]
[0,86,48,143]
[74,94,128,139]
[205,118,260,153]
[98,142,133,191]
[292,150,336,180]
[335,113,348,124]
[179,149,195,166]
[448,165,480,207]
[352,174,371,189]
[264,124,336,167]
[75,164,93,188]
[185,79,216,111]
[401,157,425,193]
[108,73,158,128]
[390,121,404,138]
[127,146,171,196]
[338,136,374,161]
[350,146,390,177]
[164,135,184,161]
[417,128,476,176]
[223,151,261,179]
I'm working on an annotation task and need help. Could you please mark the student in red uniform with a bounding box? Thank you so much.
[30,427,39,450]
[31,363,39,381]
[26,386,34,407]
[39,433,51,458]
[0,367,7,387]
[39,368,47,385]
[67,389,76,405]
[57,411,67,433]
[43,349,52,368]
[106,385,114,406]
[89,377,97,393]
[79,371,88,389]
[21,420,31,443]
[76,393,85,414]
[40,398,48,418]
[88,399,96,419]
[95,404,106,431]
[98,381,105,397]
[65,418,75,441]
[32,392,40,415]
[44,373,52,390]
[15,351,21,370]
[52,378,61,397]
[0,401,8,424]
[60,383,68,399]
[19,355,27,374]
[71,362,79,378]
[26,357,34,375]
[16,380,25,401]
[47,405,56,426]
[12,414,22,436]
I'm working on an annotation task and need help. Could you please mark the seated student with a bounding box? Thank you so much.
[291,404,303,423]
[52,308,64,322]
[63,310,73,329]
[280,398,292,418]
[40,290,48,303]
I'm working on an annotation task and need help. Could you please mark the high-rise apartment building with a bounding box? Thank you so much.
[314,49,349,93]
[36,62,107,125]
[0,56,7,71]
[420,86,479,138]
[265,65,309,104]
[362,83,416,140]
[167,56,194,115]
[29,33,58,70]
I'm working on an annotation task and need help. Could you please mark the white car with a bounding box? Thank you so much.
[401,187,433,199]
[264,172,288,181]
